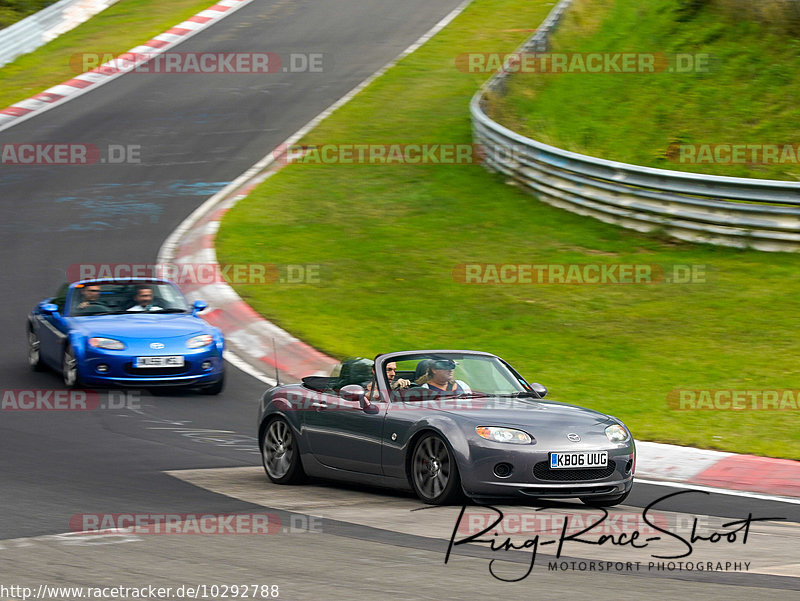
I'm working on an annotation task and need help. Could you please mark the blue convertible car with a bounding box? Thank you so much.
[27,279,225,394]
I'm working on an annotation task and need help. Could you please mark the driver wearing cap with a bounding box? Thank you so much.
[419,358,472,394]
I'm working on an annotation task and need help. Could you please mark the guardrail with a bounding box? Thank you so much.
[0,0,119,69]
[471,0,800,252]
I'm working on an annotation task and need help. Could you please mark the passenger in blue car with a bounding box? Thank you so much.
[126,285,164,312]
[419,359,472,394]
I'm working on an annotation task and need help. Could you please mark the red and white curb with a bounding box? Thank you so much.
[0,0,254,134]
[165,194,339,383]
[636,441,800,500]
[157,0,475,383]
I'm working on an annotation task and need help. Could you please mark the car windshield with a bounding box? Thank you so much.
[68,282,190,316]
[386,353,531,400]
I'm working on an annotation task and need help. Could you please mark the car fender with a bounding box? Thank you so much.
[258,387,311,456]
[27,308,60,367]
[212,327,225,353]
[65,331,87,371]
[400,415,471,484]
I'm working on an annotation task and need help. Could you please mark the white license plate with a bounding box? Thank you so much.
[550,451,608,469]
[135,355,184,368]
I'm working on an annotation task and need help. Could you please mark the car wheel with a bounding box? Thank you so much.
[410,433,463,505]
[27,328,45,371]
[261,417,305,484]
[580,488,631,507]
[201,371,225,395]
[62,345,81,388]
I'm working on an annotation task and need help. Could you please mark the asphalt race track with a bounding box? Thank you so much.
[0,0,467,537]
[0,1,797,599]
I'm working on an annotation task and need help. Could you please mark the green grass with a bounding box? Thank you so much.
[0,0,217,109]
[710,0,800,37]
[215,0,800,460]
[489,0,800,180]
[0,1,59,30]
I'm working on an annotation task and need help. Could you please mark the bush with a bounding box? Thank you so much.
[676,0,711,21]
[713,0,800,35]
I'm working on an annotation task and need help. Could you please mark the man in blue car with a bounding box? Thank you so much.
[73,284,109,314]
[126,285,163,312]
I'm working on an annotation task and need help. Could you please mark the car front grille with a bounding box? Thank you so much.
[533,461,616,482]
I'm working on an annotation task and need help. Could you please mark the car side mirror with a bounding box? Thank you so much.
[192,300,208,315]
[340,384,366,404]
[530,382,547,398]
[40,302,59,315]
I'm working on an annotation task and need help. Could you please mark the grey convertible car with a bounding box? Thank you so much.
[257,350,635,505]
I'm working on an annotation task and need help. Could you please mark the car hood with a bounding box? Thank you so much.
[67,313,207,339]
[404,396,615,430]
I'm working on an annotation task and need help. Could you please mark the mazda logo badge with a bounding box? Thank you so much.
[567,433,581,442]
[150,342,165,349]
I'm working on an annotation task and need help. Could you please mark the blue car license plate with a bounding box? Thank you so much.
[550,451,608,469]
[135,355,184,368]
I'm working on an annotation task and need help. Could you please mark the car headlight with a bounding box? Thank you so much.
[89,337,125,350]
[605,424,629,443]
[476,426,533,444]
[186,334,213,349]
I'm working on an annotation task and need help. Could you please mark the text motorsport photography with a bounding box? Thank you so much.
[445,491,783,582]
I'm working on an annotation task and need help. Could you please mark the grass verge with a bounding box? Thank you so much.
[1,1,59,30]
[489,0,800,180]
[0,0,217,109]
[215,0,800,459]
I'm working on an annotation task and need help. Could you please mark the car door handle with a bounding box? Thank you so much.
[310,401,327,409]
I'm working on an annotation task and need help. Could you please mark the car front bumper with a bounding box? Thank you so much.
[77,346,224,388]
[459,438,635,499]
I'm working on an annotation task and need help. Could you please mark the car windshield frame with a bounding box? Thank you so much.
[381,352,530,402]
[66,281,191,316]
